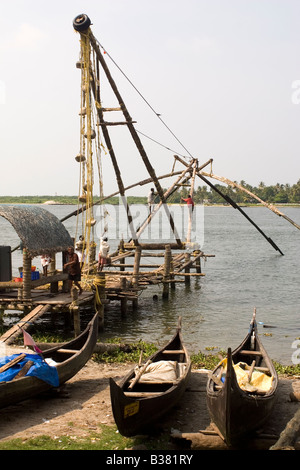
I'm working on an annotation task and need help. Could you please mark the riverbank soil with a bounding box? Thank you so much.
[0,360,299,450]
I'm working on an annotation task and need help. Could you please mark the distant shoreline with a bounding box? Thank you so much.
[0,196,299,208]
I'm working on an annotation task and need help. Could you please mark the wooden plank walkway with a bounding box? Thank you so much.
[0,304,52,345]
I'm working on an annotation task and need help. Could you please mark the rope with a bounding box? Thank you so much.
[76,30,110,270]
[92,36,194,161]
[93,276,106,307]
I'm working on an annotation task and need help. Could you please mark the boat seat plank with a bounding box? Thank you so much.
[56,348,78,354]
[239,350,262,356]
[254,366,270,372]
[138,380,178,385]
[124,391,162,397]
[162,350,185,354]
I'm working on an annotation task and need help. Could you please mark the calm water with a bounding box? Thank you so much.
[0,203,299,365]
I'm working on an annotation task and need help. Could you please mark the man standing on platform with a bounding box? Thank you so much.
[147,188,156,214]
[98,237,110,272]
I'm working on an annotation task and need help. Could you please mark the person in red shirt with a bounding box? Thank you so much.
[181,195,195,211]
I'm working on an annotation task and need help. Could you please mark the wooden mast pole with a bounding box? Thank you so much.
[88,31,182,247]
[135,161,195,240]
[85,32,138,245]
[186,160,197,243]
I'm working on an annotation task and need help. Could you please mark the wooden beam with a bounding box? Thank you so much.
[89,30,182,247]
[0,304,52,344]
[174,155,284,256]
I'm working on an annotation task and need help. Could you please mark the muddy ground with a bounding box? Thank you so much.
[0,360,299,450]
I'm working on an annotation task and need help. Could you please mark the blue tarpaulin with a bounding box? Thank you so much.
[0,353,59,387]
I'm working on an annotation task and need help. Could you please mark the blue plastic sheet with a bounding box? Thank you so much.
[0,353,59,387]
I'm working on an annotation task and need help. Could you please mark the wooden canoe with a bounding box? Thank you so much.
[0,312,98,408]
[206,311,278,447]
[109,317,191,436]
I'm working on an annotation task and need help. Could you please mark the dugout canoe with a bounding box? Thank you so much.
[109,317,191,436]
[0,312,98,408]
[206,310,278,447]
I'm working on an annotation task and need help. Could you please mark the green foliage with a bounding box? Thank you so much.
[272,361,300,376]
[93,339,158,364]
[0,425,136,450]
[0,424,171,451]
[191,350,226,370]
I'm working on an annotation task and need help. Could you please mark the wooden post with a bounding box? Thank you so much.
[170,258,176,290]
[184,252,191,284]
[89,241,96,266]
[195,251,202,273]
[120,276,127,314]
[22,249,31,300]
[94,272,106,328]
[186,160,197,243]
[163,245,171,298]
[132,246,141,308]
[70,287,80,336]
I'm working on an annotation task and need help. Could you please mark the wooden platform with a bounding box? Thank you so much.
[0,288,94,309]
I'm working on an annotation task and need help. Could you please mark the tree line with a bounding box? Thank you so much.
[170,180,300,205]
[0,180,299,205]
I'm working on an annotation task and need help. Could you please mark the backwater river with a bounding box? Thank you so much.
[0,203,299,365]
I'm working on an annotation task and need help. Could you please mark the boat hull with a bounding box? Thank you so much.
[110,319,191,436]
[206,314,278,447]
[0,313,98,408]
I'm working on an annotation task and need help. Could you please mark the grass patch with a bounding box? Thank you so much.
[93,339,158,364]
[0,425,171,451]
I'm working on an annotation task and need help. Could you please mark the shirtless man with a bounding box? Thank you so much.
[64,246,83,295]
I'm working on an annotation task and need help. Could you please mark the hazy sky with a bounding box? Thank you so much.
[0,0,300,196]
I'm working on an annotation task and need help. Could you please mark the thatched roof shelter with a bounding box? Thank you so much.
[0,205,73,258]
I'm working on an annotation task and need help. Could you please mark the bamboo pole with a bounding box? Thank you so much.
[135,162,194,240]
[94,272,106,328]
[22,249,31,300]
[162,245,171,298]
[186,160,197,243]
[132,247,142,287]
[184,252,191,284]
[60,170,184,223]
[132,246,141,308]
[87,42,138,246]
[88,31,182,247]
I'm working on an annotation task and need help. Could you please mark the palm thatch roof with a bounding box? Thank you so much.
[0,205,73,258]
